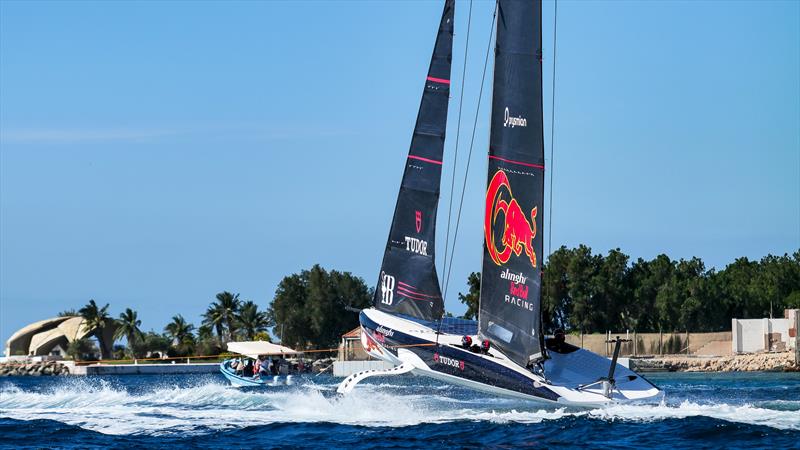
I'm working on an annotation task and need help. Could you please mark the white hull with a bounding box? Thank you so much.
[354,308,661,407]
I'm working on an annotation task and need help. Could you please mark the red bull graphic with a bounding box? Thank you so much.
[484,169,538,268]
[361,329,384,355]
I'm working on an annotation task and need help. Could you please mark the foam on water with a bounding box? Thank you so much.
[1,377,798,436]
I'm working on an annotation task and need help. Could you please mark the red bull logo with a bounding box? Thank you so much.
[485,169,538,268]
[361,329,384,355]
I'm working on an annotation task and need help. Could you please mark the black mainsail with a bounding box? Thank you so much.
[479,0,546,367]
[374,0,454,321]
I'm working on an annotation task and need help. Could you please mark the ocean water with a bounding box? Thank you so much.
[1,371,798,449]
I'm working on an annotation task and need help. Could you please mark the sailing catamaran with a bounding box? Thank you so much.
[338,0,660,406]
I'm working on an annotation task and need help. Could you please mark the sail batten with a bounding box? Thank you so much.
[373,0,454,321]
[479,0,546,367]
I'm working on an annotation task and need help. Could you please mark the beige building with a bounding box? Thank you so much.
[4,316,115,358]
[339,327,370,361]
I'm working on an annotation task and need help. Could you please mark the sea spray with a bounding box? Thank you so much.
[1,373,799,439]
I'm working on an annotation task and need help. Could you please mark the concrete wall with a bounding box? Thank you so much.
[732,318,792,354]
[70,362,219,375]
[565,331,732,357]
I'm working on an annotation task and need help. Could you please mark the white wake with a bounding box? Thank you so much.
[1,378,798,435]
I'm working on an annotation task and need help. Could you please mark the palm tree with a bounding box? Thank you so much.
[165,315,196,356]
[114,308,143,356]
[237,301,269,340]
[78,299,113,359]
[164,314,195,345]
[202,303,225,340]
[197,324,214,342]
[202,291,241,342]
[58,309,78,317]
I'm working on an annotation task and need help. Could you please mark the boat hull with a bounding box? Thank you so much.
[358,308,661,407]
[219,360,294,387]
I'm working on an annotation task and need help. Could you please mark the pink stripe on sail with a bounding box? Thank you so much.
[408,155,443,165]
[489,155,545,169]
[426,76,450,84]
[396,287,439,298]
[397,288,440,301]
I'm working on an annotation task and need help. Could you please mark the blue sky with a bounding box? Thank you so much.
[1,0,798,345]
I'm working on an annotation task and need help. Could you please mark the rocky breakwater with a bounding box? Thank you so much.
[0,360,71,376]
[632,351,798,372]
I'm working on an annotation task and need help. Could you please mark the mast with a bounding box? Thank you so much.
[478,0,545,367]
[374,0,454,321]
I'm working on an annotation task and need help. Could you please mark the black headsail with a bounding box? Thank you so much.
[374,0,454,321]
[479,0,545,367]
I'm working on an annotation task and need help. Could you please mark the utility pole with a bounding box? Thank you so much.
[794,312,799,367]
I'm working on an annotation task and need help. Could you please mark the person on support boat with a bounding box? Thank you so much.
[230,358,240,375]
[272,357,279,375]
[253,357,262,379]
[259,356,270,377]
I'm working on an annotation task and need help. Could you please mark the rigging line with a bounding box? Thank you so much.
[438,0,473,344]
[547,0,558,259]
[442,0,473,286]
[442,3,497,302]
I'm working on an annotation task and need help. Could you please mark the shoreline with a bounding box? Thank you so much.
[631,351,798,373]
[2,352,797,376]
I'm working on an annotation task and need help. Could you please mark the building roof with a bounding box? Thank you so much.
[5,317,70,347]
[56,317,92,341]
[342,327,361,339]
[5,316,101,357]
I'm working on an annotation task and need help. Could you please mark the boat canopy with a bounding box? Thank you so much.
[226,341,300,358]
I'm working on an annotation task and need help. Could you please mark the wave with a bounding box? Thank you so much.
[1,378,798,436]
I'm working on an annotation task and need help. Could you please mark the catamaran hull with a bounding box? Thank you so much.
[357,308,660,407]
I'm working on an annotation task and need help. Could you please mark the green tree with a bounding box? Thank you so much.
[114,308,143,357]
[195,324,222,356]
[165,315,195,345]
[267,265,371,349]
[594,248,631,332]
[566,245,602,332]
[237,301,269,340]
[198,324,214,342]
[253,331,272,342]
[134,331,171,358]
[202,291,241,342]
[457,272,481,320]
[66,337,97,361]
[164,315,196,356]
[78,299,114,359]
[718,257,758,320]
[268,273,312,347]
[542,247,572,332]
